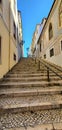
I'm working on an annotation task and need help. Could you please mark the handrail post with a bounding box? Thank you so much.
[52,123,56,130]
[35,58,36,64]
[38,60,40,71]
[47,67,50,82]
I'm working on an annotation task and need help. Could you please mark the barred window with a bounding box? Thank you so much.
[0,0,2,10]
[13,21,16,39]
[44,54,46,59]
[40,43,41,52]
[50,48,54,57]
[13,53,16,61]
[49,23,53,40]
[0,0,2,4]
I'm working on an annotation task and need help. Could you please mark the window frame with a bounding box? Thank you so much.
[0,0,2,10]
[0,0,2,4]
[40,43,41,52]
[50,48,54,57]
[13,21,16,40]
[44,54,46,59]
[13,53,16,61]
[49,23,53,40]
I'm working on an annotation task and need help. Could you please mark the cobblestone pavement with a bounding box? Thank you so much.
[0,95,62,108]
[0,59,62,130]
[0,109,62,130]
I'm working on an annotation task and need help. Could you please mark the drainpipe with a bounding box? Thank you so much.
[8,1,10,71]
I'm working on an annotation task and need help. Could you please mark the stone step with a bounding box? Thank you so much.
[6,73,57,78]
[1,80,62,85]
[12,65,44,68]
[7,73,59,78]
[5,73,59,78]
[10,70,47,73]
[9,69,48,72]
[0,57,62,129]
[11,67,46,70]
[14,65,38,68]
[8,71,41,75]
[9,73,61,78]
[9,69,57,72]
[3,76,61,82]
[0,86,62,98]
[8,71,62,76]
[0,94,62,113]
[0,81,62,89]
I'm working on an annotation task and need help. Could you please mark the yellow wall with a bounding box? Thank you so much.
[0,18,9,78]
[10,37,17,69]
[0,0,18,78]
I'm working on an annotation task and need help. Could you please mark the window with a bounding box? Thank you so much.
[40,43,41,52]
[50,48,54,57]
[13,21,16,39]
[49,23,53,40]
[0,36,1,64]
[13,53,16,61]
[44,54,46,59]
[59,0,62,27]
[61,41,62,50]
[0,0,2,9]
[0,0,2,4]
[17,27,18,42]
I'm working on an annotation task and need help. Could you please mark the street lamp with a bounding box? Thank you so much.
[26,47,29,57]
[20,40,25,45]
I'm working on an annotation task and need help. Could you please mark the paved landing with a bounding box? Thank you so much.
[5,123,62,130]
[0,110,62,130]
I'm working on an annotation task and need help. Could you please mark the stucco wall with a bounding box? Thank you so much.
[10,37,17,69]
[38,0,62,67]
[0,18,9,78]
[0,0,18,78]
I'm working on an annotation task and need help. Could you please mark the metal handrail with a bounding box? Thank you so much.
[34,57,62,82]
[42,58,62,73]
[40,59,62,79]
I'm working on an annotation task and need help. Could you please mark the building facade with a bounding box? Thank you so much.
[17,10,23,60]
[36,0,62,67]
[0,0,23,78]
[31,18,47,58]
[31,24,42,57]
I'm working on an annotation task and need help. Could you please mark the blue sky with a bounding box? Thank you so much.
[17,0,54,57]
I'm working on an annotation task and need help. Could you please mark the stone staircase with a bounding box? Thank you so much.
[0,58,62,130]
